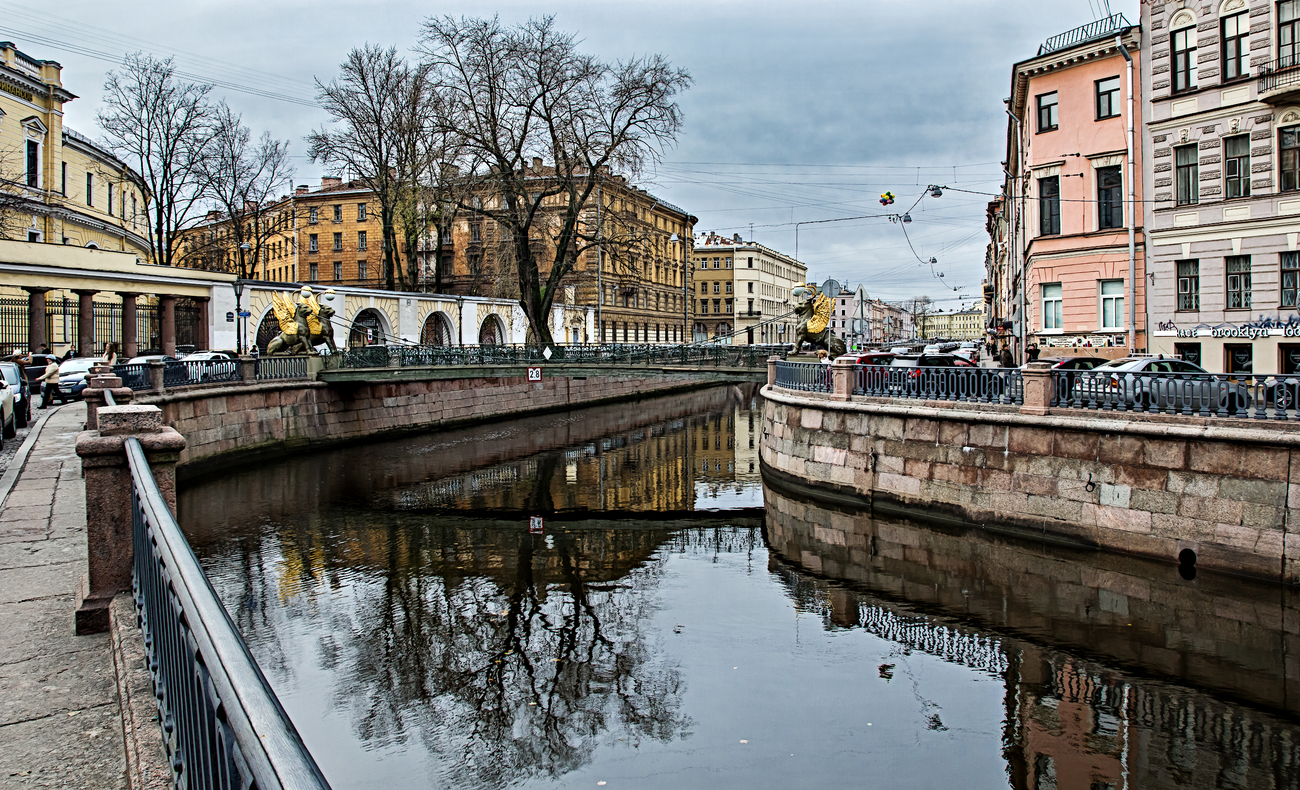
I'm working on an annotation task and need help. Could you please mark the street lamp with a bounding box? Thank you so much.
[232,278,245,356]
[671,233,686,344]
[455,296,465,347]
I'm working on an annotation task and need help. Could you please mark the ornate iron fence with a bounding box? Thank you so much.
[774,360,831,393]
[180,358,240,385]
[0,297,26,355]
[854,364,1023,405]
[115,363,149,391]
[338,343,788,370]
[256,356,310,381]
[1051,368,1273,419]
[127,438,331,789]
[1258,56,1300,95]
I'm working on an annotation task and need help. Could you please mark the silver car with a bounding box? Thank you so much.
[1070,357,1251,414]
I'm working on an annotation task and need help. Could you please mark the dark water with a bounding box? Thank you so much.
[181,386,1300,790]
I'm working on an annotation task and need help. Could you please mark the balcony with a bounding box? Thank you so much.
[737,310,761,318]
[1258,57,1300,104]
[1037,13,1130,56]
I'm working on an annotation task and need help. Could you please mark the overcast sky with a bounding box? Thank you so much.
[3,0,1136,305]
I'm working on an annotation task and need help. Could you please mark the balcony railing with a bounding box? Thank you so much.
[1038,13,1130,56]
[1258,56,1300,97]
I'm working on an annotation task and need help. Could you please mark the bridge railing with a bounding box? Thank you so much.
[1051,368,1283,419]
[854,364,1023,405]
[336,343,788,370]
[774,360,832,393]
[127,437,332,790]
[256,355,311,381]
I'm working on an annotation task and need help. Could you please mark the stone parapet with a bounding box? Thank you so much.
[761,384,1300,583]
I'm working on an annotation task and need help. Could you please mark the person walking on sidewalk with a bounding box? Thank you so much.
[998,345,1014,369]
[37,357,60,408]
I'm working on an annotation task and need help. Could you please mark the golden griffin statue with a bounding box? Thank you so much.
[266,286,339,355]
[789,283,846,357]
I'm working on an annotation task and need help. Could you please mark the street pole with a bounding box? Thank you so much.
[1118,34,1137,353]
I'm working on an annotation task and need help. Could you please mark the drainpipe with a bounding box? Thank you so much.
[1118,34,1137,352]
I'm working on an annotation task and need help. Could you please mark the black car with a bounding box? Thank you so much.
[887,354,1011,399]
[0,361,31,428]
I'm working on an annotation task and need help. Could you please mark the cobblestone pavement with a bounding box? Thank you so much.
[0,402,128,789]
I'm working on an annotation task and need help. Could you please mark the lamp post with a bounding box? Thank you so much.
[456,296,465,347]
[671,232,686,344]
[232,278,245,356]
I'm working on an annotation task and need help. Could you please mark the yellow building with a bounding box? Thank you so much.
[924,306,986,340]
[690,233,806,345]
[0,42,149,256]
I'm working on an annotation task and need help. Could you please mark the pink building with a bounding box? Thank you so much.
[1000,16,1147,360]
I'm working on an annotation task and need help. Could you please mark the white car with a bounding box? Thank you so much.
[922,345,942,355]
[179,351,238,382]
[0,377,13,442]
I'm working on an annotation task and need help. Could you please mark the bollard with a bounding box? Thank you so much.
[239,356,257,383]
[1020,361,1055,416]
[767,356,780,388]
[82,374,134,431]
[831,357,854,401]
[147,359,165,393]
[74,404,186,634]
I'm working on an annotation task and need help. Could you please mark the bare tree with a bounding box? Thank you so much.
[0,145,32,241]
[183,103,294,278]
[901,296,934,339]
[419,15,691,346]
[97,53,215,266]
[307,46,432,292]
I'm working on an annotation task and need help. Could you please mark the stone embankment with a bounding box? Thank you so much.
[761,362,1300,583]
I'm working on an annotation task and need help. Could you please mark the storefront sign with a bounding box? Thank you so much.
[1154,316,1300,338]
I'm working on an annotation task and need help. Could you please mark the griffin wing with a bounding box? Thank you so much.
[271,292,297,334]
[807,294,831,335]
[305,295,322,335]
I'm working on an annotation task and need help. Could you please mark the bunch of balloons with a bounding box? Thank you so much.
[879,191,895,206]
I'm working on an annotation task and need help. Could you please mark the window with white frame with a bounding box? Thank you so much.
[1177,259,1200,310]
[1042,283,1063,330]
[1226,255,1252,310]
[1099,280,1125,329]
[1172,23,1198,92]
[1283,252,1299,307]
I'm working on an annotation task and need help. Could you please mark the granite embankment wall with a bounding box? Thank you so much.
[138,369,712,472]
[761,384,1300,583]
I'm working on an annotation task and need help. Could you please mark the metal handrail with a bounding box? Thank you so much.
[337,343,788,370]
[1038,13,1130,56]
[1051,368,1272,419]
[127,438,331,789]
[1258,56,1300,93]
[853,364,1023,405]
[774,360,831,393]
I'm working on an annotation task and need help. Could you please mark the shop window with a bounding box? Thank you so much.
[1175,342,1202,367]
[1225,343,1253,375]
[1282,344,1300,375]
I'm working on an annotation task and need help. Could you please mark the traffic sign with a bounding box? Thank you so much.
[237,310,251,318]
[529,516,544,534]
[527,366,542,381]
[225,311,235,323]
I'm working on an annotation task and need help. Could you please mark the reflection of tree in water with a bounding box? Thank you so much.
[212,517,764,788]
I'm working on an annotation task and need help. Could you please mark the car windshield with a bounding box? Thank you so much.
[0,365,18,385]
[1095,359,1138,370]
[59,359,96,374]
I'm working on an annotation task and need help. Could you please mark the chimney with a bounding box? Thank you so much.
[206,210,220,222]
[321,176,342,190]
[532,157,543,171]
[295,185,309,195]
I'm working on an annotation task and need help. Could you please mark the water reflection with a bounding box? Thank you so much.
[181,388,1300,789]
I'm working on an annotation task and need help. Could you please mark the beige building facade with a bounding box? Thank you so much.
[691,233,806,344]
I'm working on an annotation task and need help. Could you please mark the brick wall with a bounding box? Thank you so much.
[762,385,1300,582]
[142,373,704,473]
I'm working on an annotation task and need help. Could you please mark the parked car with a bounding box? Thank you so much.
[54,357,99,402]
[0,361,31,428]
[0,376,13,440]
[16,353,59,392]
[178,350,238,382]
[889,346,911,355]
[887,354,1009,399]
[1080,357,1252,414]
[1035,356,1106,399]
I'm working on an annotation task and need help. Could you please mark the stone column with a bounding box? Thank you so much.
[1020,361,1055,416]
[74,404,186,634]
[831,357,854,402]
[239,356,257,383]
[147,359,165,393]
[193,296,210,350]
[73,289,97,356]
[82,372,135,431]
[119,293,139,358]
[24,287,49,351]
[767,355,780,388]
[159,295,177,357]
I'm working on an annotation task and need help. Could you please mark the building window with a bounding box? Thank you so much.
[1175,145,1199,204]
[309,261,319,281]
[108,183,114,216]
[1224,135,1251,198]
[1226,343,1253,374]
[358,203,367,221]
[747,256,753,268]
[713,282,720,294]
[1097,166,1123,229]
[357,230,367,250]
[1038,176,1060,235]
[470,222,481,243]
[1282,0,1300,68]
[1172,24,1198,92]
[85,172,93,206]
[1096,76,1120,119]
[1177,259,1200,310]
[1222,11,1250,80]
[60,162,66,195]
[309,207,318,224]
[25,140,38,188]
[1284,252,1300,307]
[358,260,368,280]
[1100,280,1124,330]
[1036,92,1058,133]
[333,204,342,222]
[747,281,754,293]
[1042,283,1063,330]
[712,299,721,313]
[334,261,342,280]
[725,282,733,294]
[309,234,318,252]
[333,232,342,251]
[1226,255,1252,310]
[1283,125,1300,192]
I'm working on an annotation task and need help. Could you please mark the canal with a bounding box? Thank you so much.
[180,385,1300,790]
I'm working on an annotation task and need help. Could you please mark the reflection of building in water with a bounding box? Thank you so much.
[764,483,1300,789]
[733,391,761,484]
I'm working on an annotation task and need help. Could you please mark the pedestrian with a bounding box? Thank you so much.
[101,342,119,368]
[1027,343,1040,362]
[817,349,831,365]
[37,356,60,409]
[999,345,1014,368]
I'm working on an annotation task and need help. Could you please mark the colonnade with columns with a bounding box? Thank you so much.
[20,287,209,357]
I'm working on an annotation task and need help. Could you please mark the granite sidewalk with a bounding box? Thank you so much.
[0,402,129,789]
